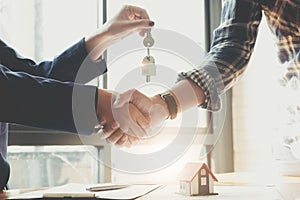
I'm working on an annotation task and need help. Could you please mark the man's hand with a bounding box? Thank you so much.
[96,89,150,147]
[100,79,205,147]
[85,5,154,61]
[113,89,169,138]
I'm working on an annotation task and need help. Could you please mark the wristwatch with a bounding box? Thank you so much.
[159,91,178,120]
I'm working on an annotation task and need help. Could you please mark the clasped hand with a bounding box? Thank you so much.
[97,89,169,147]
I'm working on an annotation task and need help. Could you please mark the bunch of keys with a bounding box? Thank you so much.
[141,29,156,82]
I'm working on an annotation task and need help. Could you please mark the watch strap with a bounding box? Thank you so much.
[160,92,178,120]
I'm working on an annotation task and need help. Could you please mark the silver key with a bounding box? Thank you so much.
[143,29,154,47]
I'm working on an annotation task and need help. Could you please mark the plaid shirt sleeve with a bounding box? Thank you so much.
[178,0,263,111]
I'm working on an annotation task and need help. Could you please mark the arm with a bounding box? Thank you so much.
[0,39,106,84]
[115,0,264,117]
[177,0,263,111]
[0,5,153,140]
[0,64,97,134]
[106,0,264,145]
[0,5,154,84]
[0,63,150,139]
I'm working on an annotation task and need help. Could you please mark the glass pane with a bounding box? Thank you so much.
[107,1,209,183]
[0,0,101,87]
[107,0,207,128]
[1,1,104,189]
[39,0,99,61]
[201,177,206,185]
[0,0,100,59]
[200,168,206,175]
[107,0,205,45]
[7,146,99,189]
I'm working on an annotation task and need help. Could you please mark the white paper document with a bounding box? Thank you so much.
[7,183,162,200]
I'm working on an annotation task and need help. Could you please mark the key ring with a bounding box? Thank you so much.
[141,29,156,82]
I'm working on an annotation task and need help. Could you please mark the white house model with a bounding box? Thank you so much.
[177,162,218,196]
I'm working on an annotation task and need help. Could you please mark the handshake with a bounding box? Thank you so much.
[96,89,174,147]
[86,5,204,146]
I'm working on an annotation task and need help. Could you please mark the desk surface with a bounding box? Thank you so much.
[6,173,300,200]
[139,172,300,200]
[138,184,282,200]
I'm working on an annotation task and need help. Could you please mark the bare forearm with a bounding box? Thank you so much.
[152,80,205,117]
[169,79,205,112]
[85,30,111,61]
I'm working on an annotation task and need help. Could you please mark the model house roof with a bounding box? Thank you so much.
[177,162,218,182]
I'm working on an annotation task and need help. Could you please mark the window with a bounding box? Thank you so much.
[200,168,206,176]
[107,0,209,182]
[232,14,300,176]
[8,146,98,189]
[200,177,206,185]
[1,0,215,187]
[1,0,107,189]
[107,0,207,129]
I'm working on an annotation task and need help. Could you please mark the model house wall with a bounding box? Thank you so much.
[191,174,198,195]
[179,181,190,195]
[209,175,214,193]
[177,162,218,196]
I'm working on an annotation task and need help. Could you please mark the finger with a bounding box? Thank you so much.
[94,116,106,129]
[128,6,153,37]
[139,26,154,37]
[114,89,153,117]
[106,129,125,144]
[121,130,140,148]
[123,128,140,146]
[127,104,149,138]
[127,5,150,20]
[99,117,106,125]
[115,134,129,147]
[101,122,120,139]
[133,104,150,129]
[113,89,135,108]
[129,120,147,139]
[128,133,140,145]
[126,19,154,32]
[139,31,146,37]
[130,90,153,117]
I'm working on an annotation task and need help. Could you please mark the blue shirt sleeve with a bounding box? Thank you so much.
[0,38,107,84]
[0,38,108,134]
[0,64,98,135]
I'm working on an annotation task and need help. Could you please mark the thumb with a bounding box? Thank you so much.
[113,90,133,108]
[113,89,153,117]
